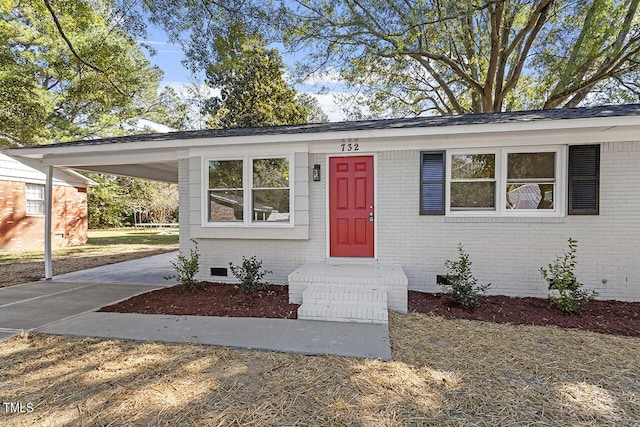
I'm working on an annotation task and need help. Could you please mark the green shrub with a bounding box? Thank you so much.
[442,244,491,308]
[165,240,201,291]
[229,256,272,293]
[540,237,597,314]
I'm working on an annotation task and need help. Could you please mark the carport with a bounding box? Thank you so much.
[5,135,181,279]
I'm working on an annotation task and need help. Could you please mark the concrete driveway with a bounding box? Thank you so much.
[0,252,177,340]
[52,251,177,285]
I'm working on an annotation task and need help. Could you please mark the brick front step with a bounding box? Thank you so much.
[298,286,388,324]
[288,263,408,313]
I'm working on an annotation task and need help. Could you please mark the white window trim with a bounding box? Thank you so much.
[445,146,566,217]
[25,183,45,216]
[202,155,295,228]
[447,149,498,215]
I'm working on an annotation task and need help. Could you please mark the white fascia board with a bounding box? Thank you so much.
[39,148,178,167]
[0,154,93,187]
[61,168,97,186]
[188,142,310,157]
[309,126,640,153]
[7,115,640,161]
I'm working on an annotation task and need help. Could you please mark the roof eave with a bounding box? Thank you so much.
[8,114,640,159]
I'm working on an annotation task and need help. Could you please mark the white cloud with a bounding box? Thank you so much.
[300,68,344,86]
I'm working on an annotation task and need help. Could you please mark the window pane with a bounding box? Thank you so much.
[252,189,290,222]
[209,190,243,221]
[451,182,495,209]
[208,160,243,189]
[451,154,495,179]
[26,200,44,215]
[253,158,289,188]
[26,184,44,200]
[507,184,554,210]
[508,152,555,180]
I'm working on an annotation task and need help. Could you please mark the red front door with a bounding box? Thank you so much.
[329,156,374,257]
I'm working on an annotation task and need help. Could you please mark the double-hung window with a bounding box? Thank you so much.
[207,160,244,221]
[25,183,45,215]
[252,158,290,222]
[448,148,560,215]
[206,156,292,225]
[506,152,556,211]
[422,146,573,216]
[450,153,496,211]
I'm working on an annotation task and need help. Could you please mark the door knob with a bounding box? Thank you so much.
[369,212,374,222]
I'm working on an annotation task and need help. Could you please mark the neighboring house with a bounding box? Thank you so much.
[0,154,93,252]
[7,104,640,318]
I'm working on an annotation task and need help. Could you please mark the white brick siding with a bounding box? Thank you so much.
[184,142,640,302]
[375,143,640,301]
[288,262,407,311]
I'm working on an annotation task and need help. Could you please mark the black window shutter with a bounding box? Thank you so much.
[420,151,445,215]
[568,145,600,215]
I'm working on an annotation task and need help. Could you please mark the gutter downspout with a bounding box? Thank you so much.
[44,166,53,280]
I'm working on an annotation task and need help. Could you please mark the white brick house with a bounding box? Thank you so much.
[8,104,640,317]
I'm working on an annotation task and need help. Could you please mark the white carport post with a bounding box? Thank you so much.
[44,165,53,280]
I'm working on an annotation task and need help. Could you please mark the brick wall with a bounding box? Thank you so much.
[186,142,640,302]
[0,181,88,252]
[375,143,640,301]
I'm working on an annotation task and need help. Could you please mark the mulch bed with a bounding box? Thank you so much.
[101,283,640,337]
[409,291,640,337]
[100,282,299,319]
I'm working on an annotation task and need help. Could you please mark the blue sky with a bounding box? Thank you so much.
[141,24,346,122]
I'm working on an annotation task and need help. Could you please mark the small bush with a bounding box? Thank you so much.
[540,237,597,314]
[165,240,201,291]
[442,244,491,308]
[229,256,272,293]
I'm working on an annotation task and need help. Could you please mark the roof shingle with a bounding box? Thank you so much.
[38,103,640,148]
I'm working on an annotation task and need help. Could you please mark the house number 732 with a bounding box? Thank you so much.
[340,143,359,152]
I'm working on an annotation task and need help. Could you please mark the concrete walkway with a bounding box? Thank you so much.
[0,252,392,360]
[38,312,391,359]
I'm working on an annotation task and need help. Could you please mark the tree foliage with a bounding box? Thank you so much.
[143,0,277,74]
[298,92,329,123]
[204,25,308,128]
[0,0,162,146]
[282,0,640,116]
[138,86,192,131]
[86,174,178,228]
[144,0,640,117]
[142,3,324,127]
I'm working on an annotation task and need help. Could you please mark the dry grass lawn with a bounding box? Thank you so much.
[1,312,638,426]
